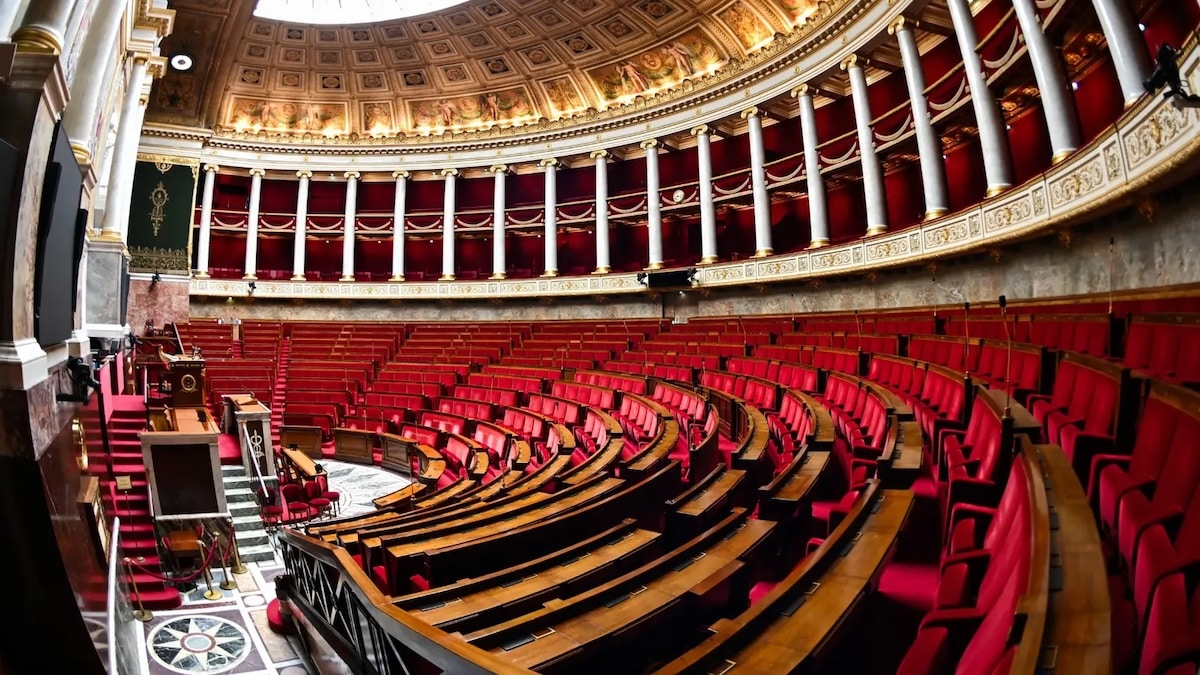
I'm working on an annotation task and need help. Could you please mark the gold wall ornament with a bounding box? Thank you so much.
[149,181,170,236]
[154,160,173,173]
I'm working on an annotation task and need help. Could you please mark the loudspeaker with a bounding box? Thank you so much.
[643,269,695,288]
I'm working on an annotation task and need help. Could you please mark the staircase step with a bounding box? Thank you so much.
[221,465,248,477]
[229,501,260,518]
[225,487,259,504]
[238,543,277,564]
[234,530,272,548]
[131,588,183,610]
[232,514,267,532]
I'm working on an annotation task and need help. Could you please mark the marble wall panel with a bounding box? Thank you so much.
[127,279,190,333]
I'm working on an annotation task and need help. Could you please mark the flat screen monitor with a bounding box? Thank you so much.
[35,122,86,347]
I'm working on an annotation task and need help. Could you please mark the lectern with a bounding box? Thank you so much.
[167,358,206,407]
[141,407,227,520]
[223,394,276,484]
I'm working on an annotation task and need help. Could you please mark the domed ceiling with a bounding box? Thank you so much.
[149,0,828,140]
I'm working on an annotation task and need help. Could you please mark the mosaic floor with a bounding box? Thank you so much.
[119,460,411,674]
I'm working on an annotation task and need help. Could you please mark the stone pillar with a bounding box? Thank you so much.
[1012,0,1081,161]
[440,168,457,281]
[0,52,68,386]
[0,0,31,40]
[340,171,359,281]
[947,0,1014,196]
[591,150,611,274]
[194,164,217,277]
[389,170,407,281]
[891,17,949,219]
[1089,0,1151,104]
[843,55,889,235]
[642,139,664,270]
[292,170,311,280]
[61,0,126,167]
[793,84,830,247]
[489,165,507,279]
[693,125,719,264]
[742,107,774,256]
[244,168,264,280]
[97,54,151,241]
[540,159,558,277]
[10,0,77,54]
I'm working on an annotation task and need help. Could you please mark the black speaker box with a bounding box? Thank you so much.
[644,269,694,288]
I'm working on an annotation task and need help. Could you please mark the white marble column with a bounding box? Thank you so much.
[540,158,559,276]
[440,168,458,280]
[292,170,311,280]
[891,17,949,219]
[1012,0,1081,161]
[390,170,407,281]
[488,165,507,279]
[642,139,664,270]
[793,84,830,247]
[742,107,774,256]
[195,164,218,278]
[843,55,889,235]
[0,0,32,41]
[591,150,611,273]
[947,0,1014,196]
[340,171,359,281]
[693,125,719,264]
[10,0,77,53]
[98,54,151,240]
[244,168,264,280]
[62,0,126,165]
[1089,0,1151,104]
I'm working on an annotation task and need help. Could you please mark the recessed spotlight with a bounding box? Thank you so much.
[1138,23,1146,31]
[1071,81,1080,91]
[169,53,193,71]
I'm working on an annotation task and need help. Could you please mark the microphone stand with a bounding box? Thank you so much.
[999,295,1012,419]
[962,301,971,378]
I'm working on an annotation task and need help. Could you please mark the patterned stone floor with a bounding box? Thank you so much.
[118,460,410,673]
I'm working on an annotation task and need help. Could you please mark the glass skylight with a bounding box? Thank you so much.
[253,0,471,25]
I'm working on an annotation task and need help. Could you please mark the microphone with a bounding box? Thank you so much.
[1108,237,1115,315]
[854,309,862,351]
[962,301,971,377]
[931,274,938,319]
[999,295,1012,418]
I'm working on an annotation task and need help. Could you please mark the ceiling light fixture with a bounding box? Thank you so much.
[169,53,193,71]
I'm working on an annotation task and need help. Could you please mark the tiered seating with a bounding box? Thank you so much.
[1027,351,1131,478]
[1027,313,1114,356]
[908,334,982,372]
[573,369,647,395]
[1124,313,1200,386]
[811,346,861,375]
[972,342,1047,404]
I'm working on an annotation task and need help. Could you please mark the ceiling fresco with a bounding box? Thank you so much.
[147,0,827,138]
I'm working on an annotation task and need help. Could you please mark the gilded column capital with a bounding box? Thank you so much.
[344,171,361,180]
[589,150,610,160]
[296,170,313,179]
[888,15,914,35]
[639,139,659,151]
[740,106,760,120]
[791,83,814,98]
[440,168,459,177]
[840,53,866,71]
[487,164,508,173]
[248,168,266,177]
[391,170,410,179]
[146,55,168,80]
[691,124,710,136]
[11,26,63,55]
[539,158,558,169]
[204,164,220,174]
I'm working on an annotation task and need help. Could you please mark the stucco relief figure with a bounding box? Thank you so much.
[721,2,772,50]
[410,88,536,129]
[363,103,392,131]
[591,29,724,101]
[778,0,818,21]
[544,77,584,114]
[226,97,344,133]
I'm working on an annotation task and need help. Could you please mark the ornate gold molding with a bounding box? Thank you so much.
[136,153,199,169]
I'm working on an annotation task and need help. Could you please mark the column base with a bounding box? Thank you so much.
[66,329,90,359]
[95,229,125,245]
[753,248,773,258]
[389,274,405,282]
[339,275,354,282]
[439,274,456,281]
[865,226,888,237]
[923,209,947,222]
[592,266,611,274]
[291,274,307,281]
[0,338,49,390]
[985,185,1011,198]
[489,272,507,280]
[540,270,559,278]
[807,239,830,249]
[645,262,664,271]
[242,274,258,280]
[193,271,210,279]
[1051,149,1075,165]
[698,256,718,265]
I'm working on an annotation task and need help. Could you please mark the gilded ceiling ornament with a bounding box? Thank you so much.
[149,182,170,237]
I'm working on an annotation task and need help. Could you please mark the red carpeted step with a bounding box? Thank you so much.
[119,522,156,536]
[131,588,183,610]
[266,599,292,634]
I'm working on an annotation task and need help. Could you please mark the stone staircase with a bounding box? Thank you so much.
[221,465,277,564]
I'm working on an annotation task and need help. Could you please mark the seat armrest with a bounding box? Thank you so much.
[939,548,992,576]
[946,476,1000,515]
[1085,453,1132,503]
[919,606,987,630]
[946,503,997,550]
[1064,431,1115,479]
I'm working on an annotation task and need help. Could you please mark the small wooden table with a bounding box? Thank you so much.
[167,529,201,554]
[284,448,320,480]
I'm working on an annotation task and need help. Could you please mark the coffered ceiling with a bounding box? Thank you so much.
[148,0,827,138]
